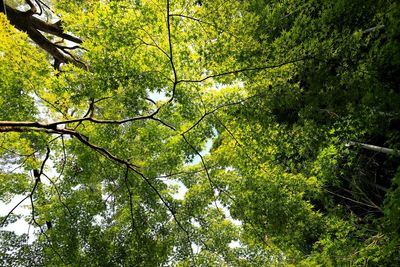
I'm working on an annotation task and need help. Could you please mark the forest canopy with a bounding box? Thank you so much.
[1,0,400,266]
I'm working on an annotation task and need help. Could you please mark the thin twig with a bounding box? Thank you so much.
[177,57,309,84]
[324,189,382,210]
[181,94,263,135]
[123,166,136,232]
[43,173,75,218]
[0,195,30,227]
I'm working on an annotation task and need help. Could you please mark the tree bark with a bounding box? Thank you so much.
[0,0,6,14]
[347,141,399,156]
[4,4,84,68]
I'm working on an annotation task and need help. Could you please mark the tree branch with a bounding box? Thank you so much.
[5,4,84,68]
[177,57,309,84]
[166,0,178,104]
[0,195,30,227]
[181,93,263,135]
[346,141,400,156]
[123,166,137,233]
[0,121,192,239]
[25,0,37,14]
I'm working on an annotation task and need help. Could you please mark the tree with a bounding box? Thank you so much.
[1,0,400,266]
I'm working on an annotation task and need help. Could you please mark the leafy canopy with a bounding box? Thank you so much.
[1,0,400,266]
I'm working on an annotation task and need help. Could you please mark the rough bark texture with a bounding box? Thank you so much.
[3,2,84,69]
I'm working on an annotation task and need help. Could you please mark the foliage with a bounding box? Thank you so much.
[0,0,399,266]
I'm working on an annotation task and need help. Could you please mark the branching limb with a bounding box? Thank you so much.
[181,133,234,205]
[49,106,162,127]
[166,0,179,104]
[35,0,53,13]
[26,147,67,263]
[123,166,136,233]
[0,103,173,131]
[0,195,30,227]
[177,57,309,84]
[0,122,191,241]
[0,124,140,169]
[181,93,263,135]
[5,4,84,68]
[29,202,67,264]
[324,188,382,211]
[136,34,170,59]
[43,173,75,219]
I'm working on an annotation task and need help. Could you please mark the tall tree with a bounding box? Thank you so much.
[1,0,399,266]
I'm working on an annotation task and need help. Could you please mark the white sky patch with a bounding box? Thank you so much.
[188,127,217,165]
[30,93,55,123]
[0,149,60,239]
[162,178,188,200]
[228,240,241,248]
[190,137,213,165]
[0,195,36,243]
[210,200,242,227]
[148,90,168,102]
[92,214,103,227]
[225,166,234,172]
[222,204,242,226]
[192,242,201,254]
[0,195,31,222]
[190,218,201,228]
[210,80,245,92]
[71,184,83,191]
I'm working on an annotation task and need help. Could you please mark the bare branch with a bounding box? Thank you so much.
[0,103,173,132]
[38,146,51,181]
[0,195,30,227]
[43,173,75,219]
[55,44,86,51]
[0,122,189,236]
[123,166,136,233]
[181,93,263,135]
[151,117,176,131]
[145,97,157,105]
[166,0,178,103]
[346,141,400,156]
[35,0,53,13]
[177,57,309,84]
[324,188,382,211]
[5,4,84,68]
[0,124,141,169]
